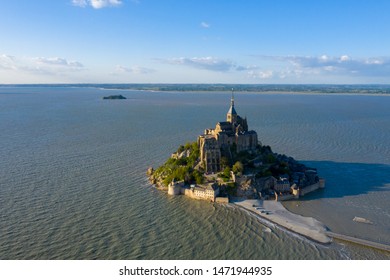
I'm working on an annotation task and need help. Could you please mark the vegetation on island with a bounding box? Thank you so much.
[151,142,203,187]
[148,138,316,200]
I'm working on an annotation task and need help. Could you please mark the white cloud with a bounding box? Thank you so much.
[365,58,384,65]
[72,0,87,7]
[201,22,210,28]
[163,56,239,72]
[0,54,84,76]
[91,0,121,9]
[115,65,155,74]
[248,70,273,79]
[0,54,17,70]
[236,65,259,71]
[161,56,278,80]
[256,54,390,78]
[34,57,84,68]
[72,0,122,9]
[319,55,329,62]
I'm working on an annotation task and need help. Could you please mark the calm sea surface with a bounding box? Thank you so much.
[0,86,389,259]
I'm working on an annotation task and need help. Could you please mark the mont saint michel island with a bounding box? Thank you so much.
[147,92,333,243]
[147,92,390,250]
[148,91,325,203]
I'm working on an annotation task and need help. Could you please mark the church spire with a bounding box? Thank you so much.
[231,88,235,108]
[227,88,237,123]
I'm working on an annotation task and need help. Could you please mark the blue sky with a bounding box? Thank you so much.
[1,0,390,84]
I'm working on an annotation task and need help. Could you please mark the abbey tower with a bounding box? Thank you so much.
[198,92,258,173]
[226,92,237,123]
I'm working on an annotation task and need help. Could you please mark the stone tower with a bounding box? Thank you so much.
[198,90,258,172]
[226,89,237,123]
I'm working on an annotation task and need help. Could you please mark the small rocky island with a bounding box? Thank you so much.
[102,94,127,100]
[148,93,325,203]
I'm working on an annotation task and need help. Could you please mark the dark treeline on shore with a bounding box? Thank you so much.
[1,83,390,94]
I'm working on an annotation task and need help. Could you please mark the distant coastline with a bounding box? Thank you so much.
[1,83,390,95]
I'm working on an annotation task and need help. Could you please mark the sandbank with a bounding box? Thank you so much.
[233,199,331,244]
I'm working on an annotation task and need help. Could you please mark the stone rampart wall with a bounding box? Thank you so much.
[300,182,321,196]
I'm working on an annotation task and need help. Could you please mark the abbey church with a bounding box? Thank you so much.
[198,92,258,173]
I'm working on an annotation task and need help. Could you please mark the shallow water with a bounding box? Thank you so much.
[0,87,389,259]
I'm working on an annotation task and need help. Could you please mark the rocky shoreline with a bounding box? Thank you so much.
[147,141,325,203]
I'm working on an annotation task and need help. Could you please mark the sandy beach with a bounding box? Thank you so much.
[233,199,331,244]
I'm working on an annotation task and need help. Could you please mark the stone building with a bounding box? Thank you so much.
[168,181,220,202]
[274,178,291,193]
[198,136,221,173]
[198,92,258,173]
[193,183,220,202]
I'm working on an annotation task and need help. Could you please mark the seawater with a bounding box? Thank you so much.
[0,86,389,260]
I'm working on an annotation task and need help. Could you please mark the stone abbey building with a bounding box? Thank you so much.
[198,93,258,173]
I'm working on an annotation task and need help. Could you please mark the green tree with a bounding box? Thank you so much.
[176,157,188,166]
[191,169,204,184]
[222,167,231,178]
[232,161,244,175]
[177,145,185,153]
[184,142,192,150]
[266,154,276,164]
